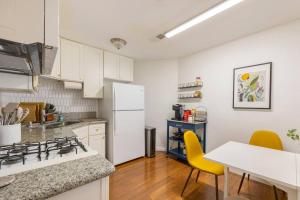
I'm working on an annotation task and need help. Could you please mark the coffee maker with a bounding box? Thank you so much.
[172,104,183,120]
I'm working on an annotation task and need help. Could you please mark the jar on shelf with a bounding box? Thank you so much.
[196,77,202,86]
[194,90,202,98]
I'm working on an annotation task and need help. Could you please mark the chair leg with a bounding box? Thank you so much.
[196,170,200,183]
[247,174,250,181]
[273,185,279,200]
[181,168,194,197]
[238,173,246,194]
[215,175,219,200]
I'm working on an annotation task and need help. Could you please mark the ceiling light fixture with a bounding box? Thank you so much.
[161,0,244,39]
[110,38,127,50]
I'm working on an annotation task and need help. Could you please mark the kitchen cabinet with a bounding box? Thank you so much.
[82,46,104,98]
[89,135,105,157]
[119,55,134,82]
[60,39,104,98]
[60,38,82,82]
[89,124,106,157]
[0,0,44,43]
[0,0,59,45]
[72,124,106,157]
[72,126,89,146]
[89,124,105,136]
[49,179,109,200]
[44,0,60,79]
[104,51,134,82]
[104,51,119,80]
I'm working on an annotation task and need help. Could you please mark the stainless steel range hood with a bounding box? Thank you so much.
[0,38,57,76]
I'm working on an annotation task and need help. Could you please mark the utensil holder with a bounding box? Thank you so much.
[0,123,21,146]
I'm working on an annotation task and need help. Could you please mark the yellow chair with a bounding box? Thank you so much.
[237,130,283,200]
[181,131,224,200]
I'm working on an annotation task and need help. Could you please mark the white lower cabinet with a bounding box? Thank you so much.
[72,126,89,146]
[48,178,109,200]
[89,135,105,157]
[72,123,106,156]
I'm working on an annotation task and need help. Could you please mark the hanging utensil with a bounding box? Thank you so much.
[2,103,19,125]
[17,108,30,123]
[16,107,23,124]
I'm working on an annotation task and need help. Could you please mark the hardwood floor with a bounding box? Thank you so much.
[110,152,286,200]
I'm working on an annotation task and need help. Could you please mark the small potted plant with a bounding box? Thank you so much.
[287,129,299,141]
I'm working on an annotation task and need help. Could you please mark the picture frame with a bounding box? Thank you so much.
[233,62,272,109]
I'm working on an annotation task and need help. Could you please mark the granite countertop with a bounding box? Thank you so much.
[21,118,106,143]
[0,155,115,200]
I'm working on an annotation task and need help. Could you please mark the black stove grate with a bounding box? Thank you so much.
[0,137,87,169]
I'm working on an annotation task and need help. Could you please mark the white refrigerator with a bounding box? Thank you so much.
[101,82,145,165]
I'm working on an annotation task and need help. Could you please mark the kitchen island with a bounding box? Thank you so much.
[0,155,114,200]
[0,119,114,200]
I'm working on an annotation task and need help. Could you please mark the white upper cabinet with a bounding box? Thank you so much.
[104,51,134,82]
[60,38,82,82]
[0,0,44,43]
[0,0,59,45]
[60,38,104,98]
[119,55,134,82]
[104,51,119,80]
[44,0,60,79]
[45,0,59,47]
[82,46,104,98]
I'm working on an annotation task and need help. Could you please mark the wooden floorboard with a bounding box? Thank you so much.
[110,152,286,200]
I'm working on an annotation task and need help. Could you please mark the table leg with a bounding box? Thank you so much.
[285,187,297,200]
[203,123,206,153]
[275,184,297,200]
[224,166,229,198]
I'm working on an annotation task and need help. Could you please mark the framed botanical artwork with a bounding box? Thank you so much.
[233,62,272,109]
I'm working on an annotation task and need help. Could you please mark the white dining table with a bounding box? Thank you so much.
[204,141,300,200]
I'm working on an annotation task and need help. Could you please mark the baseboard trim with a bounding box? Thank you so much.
[156,146,166,151]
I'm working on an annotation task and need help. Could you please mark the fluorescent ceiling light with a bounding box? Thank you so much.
[164,0,244,38]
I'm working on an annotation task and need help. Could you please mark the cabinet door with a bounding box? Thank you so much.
[45,0,59,47]
[73,126,89,146]
[119,56,134,82]
[89,135,105,157]
[0,0,44,43]
[83,46,104,98]
[104,51,119,80]
[60,38,81,82]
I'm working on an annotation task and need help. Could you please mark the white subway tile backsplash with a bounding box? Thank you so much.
[0,78,98,113]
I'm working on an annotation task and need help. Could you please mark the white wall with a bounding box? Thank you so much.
[179,20,300,153]
[134,60,178,150]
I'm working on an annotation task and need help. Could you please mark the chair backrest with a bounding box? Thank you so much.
[249,130,283,150]
[184,131,204,164]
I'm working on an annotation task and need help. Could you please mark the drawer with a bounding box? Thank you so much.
[72,126,89,139]
[89,124,105,136]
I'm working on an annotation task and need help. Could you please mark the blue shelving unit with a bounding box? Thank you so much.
[166,119,207,161]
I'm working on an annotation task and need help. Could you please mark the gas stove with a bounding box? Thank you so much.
[0,137,97,177]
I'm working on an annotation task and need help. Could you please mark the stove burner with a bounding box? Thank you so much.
[0,136,87,169]
[2,155,25,165]
[45,137,79,159]
[0,144,27,169]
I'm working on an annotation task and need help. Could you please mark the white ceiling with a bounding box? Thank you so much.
[60,0,300,60]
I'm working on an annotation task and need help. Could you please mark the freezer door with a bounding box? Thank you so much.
[113,83,144,111]
[113,110,145,165]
